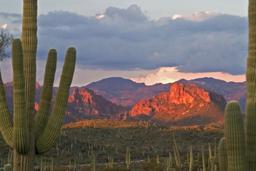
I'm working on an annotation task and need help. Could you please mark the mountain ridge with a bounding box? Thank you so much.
[3,76,245,126]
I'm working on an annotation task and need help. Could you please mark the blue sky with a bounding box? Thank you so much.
[0,0,247,19]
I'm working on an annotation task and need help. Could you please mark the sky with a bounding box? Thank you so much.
[0,0,248,85]
[0,0,247,19]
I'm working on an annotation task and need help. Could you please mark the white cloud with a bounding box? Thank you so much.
[172,11,218,21]
[131,67,245,85]
[96,14,105,20]
[1,24,7,29]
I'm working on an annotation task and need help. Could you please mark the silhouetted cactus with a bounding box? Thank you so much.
[0,0,76,170]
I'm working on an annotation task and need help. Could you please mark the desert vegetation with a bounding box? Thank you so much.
[0,122,222,170]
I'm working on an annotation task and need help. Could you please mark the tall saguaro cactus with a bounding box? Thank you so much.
[0,0,76,170]
[220,0,256,171]
[246,0,256,169]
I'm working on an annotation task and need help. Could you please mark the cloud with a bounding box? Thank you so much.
[172,11,218,21]
[131,67,245,86]
[0,58,152,86]
[0,5,248,75]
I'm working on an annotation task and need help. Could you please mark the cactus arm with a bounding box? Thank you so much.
[224,101,247,171]
[0,72,13,147]
[35,49,57,139]
[218,137,228,171]
[12,39,29,154]
[35,47,76,154]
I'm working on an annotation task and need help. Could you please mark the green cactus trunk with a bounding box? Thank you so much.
[13,0,37,169]
[246,0,256,170]
[224,102,247,171]
[0,0,76,170]
[218,138,228,171]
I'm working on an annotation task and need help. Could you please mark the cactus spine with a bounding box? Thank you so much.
[0,0,76,170]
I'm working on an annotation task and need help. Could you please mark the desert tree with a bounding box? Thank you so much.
[0,29,13,60]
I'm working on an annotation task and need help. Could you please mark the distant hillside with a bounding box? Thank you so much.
[191,77,246,109]
[86,77,169,107]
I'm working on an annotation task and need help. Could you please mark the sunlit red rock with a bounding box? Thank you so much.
[129,81,226,126]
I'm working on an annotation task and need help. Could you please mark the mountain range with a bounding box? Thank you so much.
[3,77,246,126]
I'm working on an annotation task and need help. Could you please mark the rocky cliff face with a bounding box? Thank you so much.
[129,82,226,126]
[4,83,126,123]
[66,87,126,122]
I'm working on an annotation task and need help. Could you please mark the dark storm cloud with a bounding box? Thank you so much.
[0,5,248,74]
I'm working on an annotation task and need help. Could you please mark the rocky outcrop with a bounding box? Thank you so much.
[129,82,226,126]
[4,82,126,123]
[66,87,126,122]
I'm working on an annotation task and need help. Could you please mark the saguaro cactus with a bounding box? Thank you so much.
[224,102,247,171]
[125,147,131,169]
[220,0,256,171]
[0,0,76,170]
[246,0,256,169]
[217,138,228,171]
[188,146,193,171]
